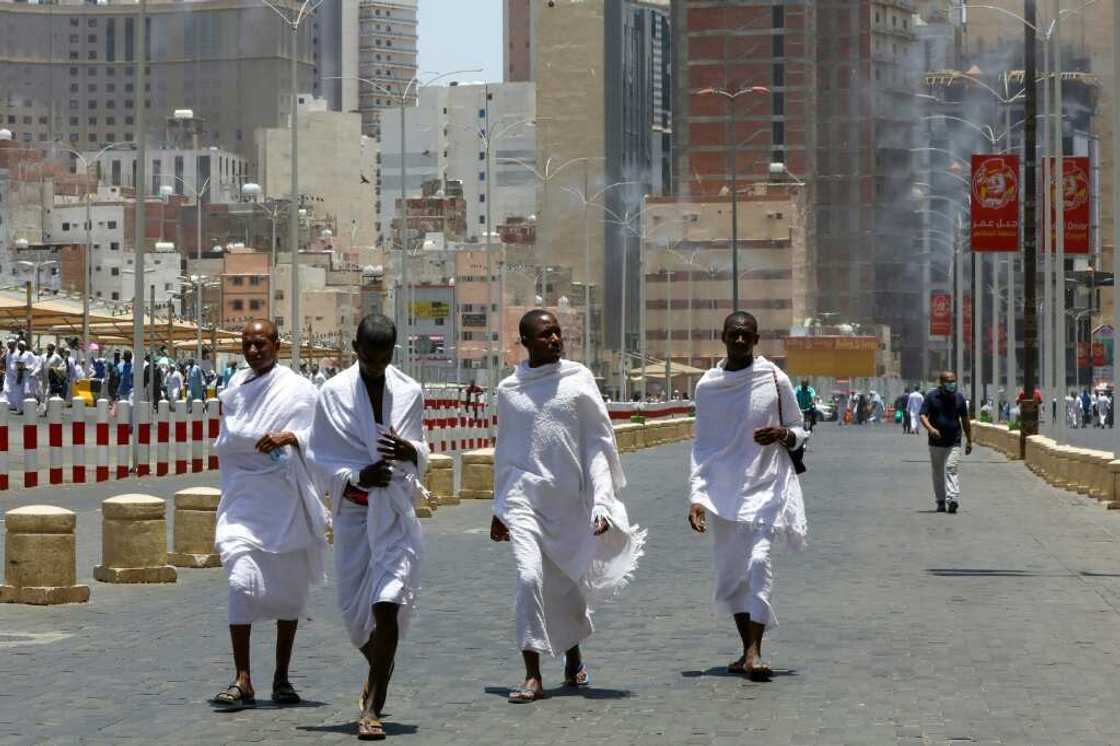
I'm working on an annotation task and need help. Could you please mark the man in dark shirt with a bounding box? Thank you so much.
[919,371,973,514]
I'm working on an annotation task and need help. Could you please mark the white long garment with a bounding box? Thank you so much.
[308,364,429,648]
[2,349,17,404]
[214,365,330,623]
[689,357,808,547]
[907,390,925,432]
[494,360,645,656]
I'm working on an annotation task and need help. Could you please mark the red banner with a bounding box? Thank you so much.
[1077,341,1091,369]
[1093,341,1107,366]
[971,154,1020,252]
[1047,156,1091,254]
[930,292,952,337]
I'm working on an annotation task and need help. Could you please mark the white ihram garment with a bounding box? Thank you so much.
[690,357,808,625]
[907,390,925,433]
[495,360,645,656]
[309,364,429,648]
[214,365,330,624]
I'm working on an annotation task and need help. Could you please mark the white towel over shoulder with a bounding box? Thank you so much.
[689,356,808,549]
[494,359,645,599]
[213,365,330,579]
[308,364,428,646]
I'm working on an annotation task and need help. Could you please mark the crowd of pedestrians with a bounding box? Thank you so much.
[0,333,340,414]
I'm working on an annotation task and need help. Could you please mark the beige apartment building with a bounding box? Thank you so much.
[640,187,809,376]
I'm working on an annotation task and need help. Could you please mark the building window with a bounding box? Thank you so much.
[249,276,261,286]
[478,171,485,181]
[107,220,117,229]
[249,299,261,311]
[479,215,486,224]
[232,299,244,311]
[110,242,120,251]
[232,277,244,286]
[110,267,119,276]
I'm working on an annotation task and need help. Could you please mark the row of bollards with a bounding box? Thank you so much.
[1,418,695,605]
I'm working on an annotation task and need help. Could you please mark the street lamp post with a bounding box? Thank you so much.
[695,85,770,311]
[132,0,148,410]
[324,69,482,378]
[240,183,285,317]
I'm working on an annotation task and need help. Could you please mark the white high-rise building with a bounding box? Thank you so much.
[378,82,536,246]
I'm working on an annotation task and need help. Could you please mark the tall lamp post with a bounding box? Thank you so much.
[695,84,770,311]
[324,68,481,377]
[240,182,286,317]
[131,0,149,409]
[54,141,128,365]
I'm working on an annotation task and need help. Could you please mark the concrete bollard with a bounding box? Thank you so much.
[1087,451,1113,501]
[424,454,456,506]
[459,448,495,500]
[1,505,90,605]
[633,423,649,450]
[168,487,222,568]
[93,494,177,583]
[1069,449,1095,495]
[614,423,638,453]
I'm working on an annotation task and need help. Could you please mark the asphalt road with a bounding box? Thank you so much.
[4,425,1120,744]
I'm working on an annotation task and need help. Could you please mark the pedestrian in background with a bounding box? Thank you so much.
[906,386,925,435]
[919,371,972,514]
[895,389,911,433]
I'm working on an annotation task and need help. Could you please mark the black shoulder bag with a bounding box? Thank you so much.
[772,371,807,475]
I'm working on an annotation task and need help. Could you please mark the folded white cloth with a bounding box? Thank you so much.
[309,363,428,647]
[495,360,645,605]
[214,364,330,581]
[689,356,808,549]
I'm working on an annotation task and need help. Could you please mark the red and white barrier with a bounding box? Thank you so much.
[23,398,38,488]
[0,407,8,491]
[71,397,87,484]
[156,400,170,477]
[47,397,64,485]
[190,400,204,473]
[135,401,151,477]
[116,401,131,479]
[174,402,188,475]
[95,398,110,483]
[206,398,220,470]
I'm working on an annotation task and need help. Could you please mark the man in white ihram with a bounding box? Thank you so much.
[211,319,330,710]
[906,386,925,436]
[688,311,808,680]
[310,313,431,740]
[491,309,645,704]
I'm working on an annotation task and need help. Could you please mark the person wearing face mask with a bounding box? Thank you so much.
[308,313,430,740]
[919,372,973,514]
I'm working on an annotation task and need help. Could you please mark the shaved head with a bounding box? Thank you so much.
[723,311,758,333]
[243,318,279,342]
[355,313,397,352]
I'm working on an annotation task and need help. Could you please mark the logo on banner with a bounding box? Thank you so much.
[1047,157,1092,254]
[930,292,952,337]
[973,158,1018,210]
[1063,164,1090,211]
[971,155,1020,252]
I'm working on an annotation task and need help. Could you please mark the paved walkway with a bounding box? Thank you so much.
[4,425,1120,744]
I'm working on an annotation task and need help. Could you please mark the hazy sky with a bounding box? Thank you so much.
[417,0,503,84]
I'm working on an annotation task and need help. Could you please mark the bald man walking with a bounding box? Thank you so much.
[211,320,330,710]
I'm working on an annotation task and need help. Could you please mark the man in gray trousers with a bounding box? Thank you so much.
[920,372,973,514]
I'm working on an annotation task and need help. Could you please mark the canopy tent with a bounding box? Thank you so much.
[0,295,118,335]
[628,359,707,381]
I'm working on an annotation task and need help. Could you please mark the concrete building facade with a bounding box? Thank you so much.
[0,0,316,157]
[670,0,924,377]
[640,189,808,377]
[256,99,379,263]
[503,0,534,82]
[534,0,671,365]
[357,0,418,138]
[379,82,537,247]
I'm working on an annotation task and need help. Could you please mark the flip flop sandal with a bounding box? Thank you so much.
[357,713,386,741]
[271,679,301,706]
[212,682,256,709]
[727,657,747,675]
[507,686,545,704]
[563,663,590,687]
[747,663,773,682]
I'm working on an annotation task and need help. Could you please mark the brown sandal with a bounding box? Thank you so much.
[727,657,747,674]
[357,713,386,740]
[746,662,773,681]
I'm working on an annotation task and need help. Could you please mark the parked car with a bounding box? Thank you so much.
[816,402,837,422]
